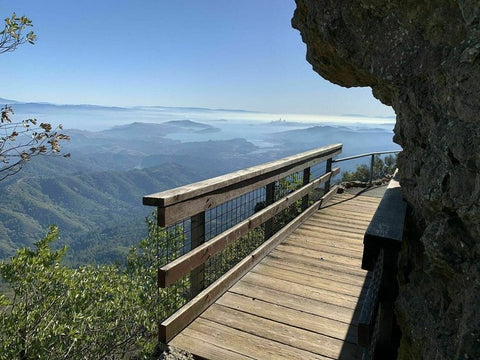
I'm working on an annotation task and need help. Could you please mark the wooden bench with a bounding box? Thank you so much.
[357,172,407,358]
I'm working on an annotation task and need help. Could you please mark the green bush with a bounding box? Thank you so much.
[0,213,188,359]
[341,154,397,182]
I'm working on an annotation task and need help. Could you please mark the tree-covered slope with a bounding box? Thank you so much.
[0,163,200,264]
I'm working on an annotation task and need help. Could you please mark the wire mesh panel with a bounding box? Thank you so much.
[204,188,265,241]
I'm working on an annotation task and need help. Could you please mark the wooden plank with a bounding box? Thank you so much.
[308,212,374,226]
[274,242,362,268]
[158,169,339,287]
[261,255,368,287]
[303,218,372,235]
[332,197,381,207]
[295,225,365,241]
[307,215,373,231]
[189,211,205,296]
[283,234,364,259]
[315,209,377,221]
[171,332,255,360]
[266,248,368,278]
[229,280,360,324]
[335,193,383,203]
[240,271,361,309]
[201,304,362,359]
[286,231,366,250]
[250,262,365,298]
[184,317,330,360]
[144,144,342,207]
[272,248,363,275]
[217,292,359,343]
[159,194,332,343]
[322,203,380,215]
[323,195,381,207]
[312,209,371,224]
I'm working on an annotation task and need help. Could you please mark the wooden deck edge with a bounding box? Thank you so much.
[159,186,340,343]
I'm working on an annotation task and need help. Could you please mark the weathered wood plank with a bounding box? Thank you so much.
[282,234,364,259]
[229,280,361,324]
[274,242,362,268]
[303,218,373,235]
[240,271,361,309]
[308,212,373,226]
[184,317,330,360]
[295,225,365,241]
[266,248,368,278]
[314,209,377,222]
[171,332,255,360]
[261,255,368,288]
[250,262,365,298]
[286,231,366,250]
[217,292,359,343]
[158,169,339,287]
[144,144,342,207]
[201,304,362,360]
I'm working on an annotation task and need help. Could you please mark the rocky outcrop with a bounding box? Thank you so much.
[292,1,480,359]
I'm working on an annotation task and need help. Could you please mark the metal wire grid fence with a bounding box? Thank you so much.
[158,160,333,320]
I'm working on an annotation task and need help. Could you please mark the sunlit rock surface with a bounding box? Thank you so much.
[292,1,480,359]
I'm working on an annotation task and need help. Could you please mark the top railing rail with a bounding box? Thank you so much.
[332,150,400,163]
[144,143,342,227]
[332,149,400,186]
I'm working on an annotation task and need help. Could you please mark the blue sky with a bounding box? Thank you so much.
[1,1,394,117]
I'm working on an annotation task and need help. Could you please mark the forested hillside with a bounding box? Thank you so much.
[0,163,198,265]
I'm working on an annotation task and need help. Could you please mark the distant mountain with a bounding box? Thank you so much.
[0,97,19,104]
[270,125,400,159]
[103,121,220,139]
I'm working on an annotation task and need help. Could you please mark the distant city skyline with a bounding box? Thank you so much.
[1,1,394,118]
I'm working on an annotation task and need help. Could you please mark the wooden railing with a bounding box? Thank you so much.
[358,172,407,359]
[333,150,400,185]
[143,143,342,342]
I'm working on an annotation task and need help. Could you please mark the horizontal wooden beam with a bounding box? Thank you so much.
[158,168,340,288]
[144,144,342,226]
[159,185,339,344]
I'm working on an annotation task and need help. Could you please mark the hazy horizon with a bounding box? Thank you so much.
[4,97,396,132]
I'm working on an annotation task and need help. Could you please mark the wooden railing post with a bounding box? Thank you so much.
[369,154,375,186]
[324,158,332,193]
[190,211,205,297]
[301,167,311,211]
[264,182,275,240]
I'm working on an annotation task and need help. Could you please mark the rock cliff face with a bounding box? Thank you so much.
[292,1,480,359]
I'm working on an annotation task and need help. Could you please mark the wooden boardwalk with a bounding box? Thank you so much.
[169,189,383,359]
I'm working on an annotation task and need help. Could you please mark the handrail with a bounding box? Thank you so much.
[144,143,342,226]
[332,149,400,186]
[332,150,400,163]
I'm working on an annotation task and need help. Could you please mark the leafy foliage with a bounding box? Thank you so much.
[0,213,189,359]
[0,106,70,181]
[341,154,397,182]
[0,13,69,182]
[0,12,36,54]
